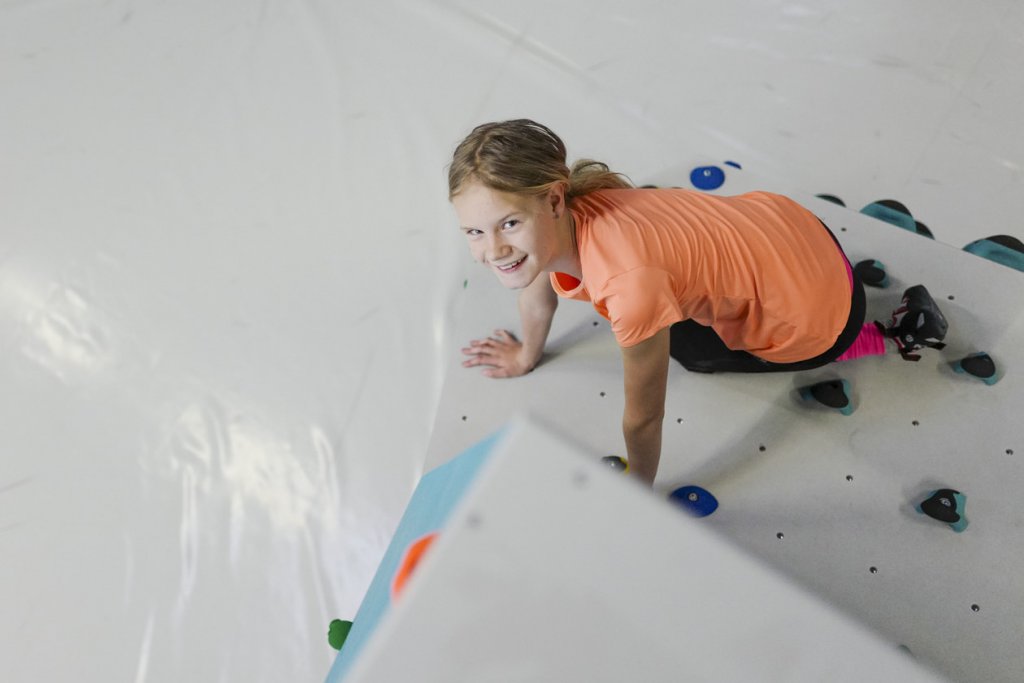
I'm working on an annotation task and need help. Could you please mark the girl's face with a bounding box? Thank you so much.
[452,181,568,290]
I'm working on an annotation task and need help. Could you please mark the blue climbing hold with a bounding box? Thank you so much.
[690,165,726,191]
[723,160,742,169]
[668,485,719,517]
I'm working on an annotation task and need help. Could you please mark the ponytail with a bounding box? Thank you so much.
[567,159,632,199]
[448,120,632,202]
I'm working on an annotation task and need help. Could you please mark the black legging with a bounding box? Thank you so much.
[669,223,867,374]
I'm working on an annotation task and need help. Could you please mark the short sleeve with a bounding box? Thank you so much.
[598,267,684,347]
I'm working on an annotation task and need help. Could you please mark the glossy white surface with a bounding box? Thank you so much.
[1,1,1021,681]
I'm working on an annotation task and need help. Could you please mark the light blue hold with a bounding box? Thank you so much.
[963,238,1024,273]
[860,202,918,234]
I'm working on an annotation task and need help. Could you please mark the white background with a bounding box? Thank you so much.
[2,1,1021,681]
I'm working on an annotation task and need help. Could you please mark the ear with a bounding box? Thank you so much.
[546,183,568,217]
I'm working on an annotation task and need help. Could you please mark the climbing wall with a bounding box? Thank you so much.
[423,164,1024,683]
[333,418,944,682]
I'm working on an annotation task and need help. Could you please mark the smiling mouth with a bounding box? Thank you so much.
[495,256,526,272]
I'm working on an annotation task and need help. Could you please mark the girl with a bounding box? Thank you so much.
[449,119,947,486]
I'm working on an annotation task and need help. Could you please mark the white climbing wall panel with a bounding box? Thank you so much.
[425,166,1024,683]
[346,418,944,682]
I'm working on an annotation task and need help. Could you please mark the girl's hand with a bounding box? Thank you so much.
[461,329,534,378]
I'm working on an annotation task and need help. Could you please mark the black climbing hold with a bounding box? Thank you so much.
[328,619,353,650]
[601,455,629,473]
[639,184,660,189]
[986,234,1024,252]
[853,259,890,288]
[914,220,934,239]
[690,165,726,191]
[799,379,853,416]
[954,352,999,385]
[816,193,846,207]
[917,488,968,532]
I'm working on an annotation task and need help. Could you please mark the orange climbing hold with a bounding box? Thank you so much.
[391,532,439,600]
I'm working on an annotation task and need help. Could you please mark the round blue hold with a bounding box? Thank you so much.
[668,485,719,517]
[690,165,726,191]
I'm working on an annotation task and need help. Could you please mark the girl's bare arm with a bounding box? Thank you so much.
[620,327,671,485]
[461,275,558,378]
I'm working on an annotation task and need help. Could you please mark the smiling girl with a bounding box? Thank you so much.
[448,119,947,486]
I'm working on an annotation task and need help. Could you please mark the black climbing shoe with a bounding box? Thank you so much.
[881,285,948,361]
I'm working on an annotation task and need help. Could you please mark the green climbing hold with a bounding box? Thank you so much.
[328,619,353,651]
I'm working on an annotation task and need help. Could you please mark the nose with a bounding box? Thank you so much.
[484,232,511,264]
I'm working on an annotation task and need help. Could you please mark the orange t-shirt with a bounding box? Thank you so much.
[550,188,851,362]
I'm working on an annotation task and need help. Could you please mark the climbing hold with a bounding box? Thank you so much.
[954,352,999,385]
[860,199,933,238]
[917,489,969,532]
[723,160,742,169]
[391,531,439,600]
[798,379,854,416]
[689,165,726,191]
[853,259,890,288]
[963,235,1024,273]
[328,619,353,651]
[601,455,629,473]
[816,193,846,207]
[668,485,719,517]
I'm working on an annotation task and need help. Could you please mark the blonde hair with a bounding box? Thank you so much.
[447,119,631,201]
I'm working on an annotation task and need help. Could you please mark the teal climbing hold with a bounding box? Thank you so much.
[799,379,854,416]
[963,235,1024,273]
[917,489,969,533]
[853,259,890,288]
[954,352,1000,385]
[860,200,933,238]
